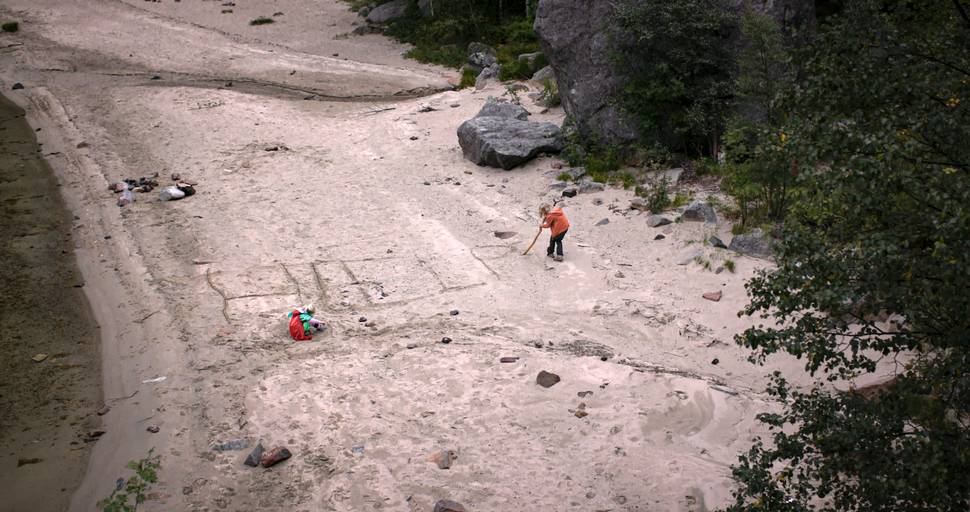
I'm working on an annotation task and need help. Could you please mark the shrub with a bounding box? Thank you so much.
[723,259,736,273]
[98,449,161,511]
[250,16,275,25]
[539,78,561,107]
[556,172,573,182]
[458,67,477,89]
[644,176,671,213]
[2,21,18,33]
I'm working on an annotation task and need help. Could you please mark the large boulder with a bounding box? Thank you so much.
[366,0,409,24]
[728,228,773,258]
[476,97,530,120]
[457,99,563,170]
[534,1,637,145]
[680,202,718,224]
[534,0,815,146]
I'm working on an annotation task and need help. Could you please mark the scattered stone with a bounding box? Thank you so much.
[244,443,265,467]
[31,353,48,363]
[11,82,24,90]
[440,337,452,344]
[680,202,718,224]
[702,291,723,302]
[429,449,455,469]
[548,180,569,191]
[76,141,90,149]
[575,410,588,418]
[500,357,519,363]
[536,370,561,388]
[171,172,181,181]
[559,167,585,180]
[532,65,555,83]
[646,215,672,227]
[449,309,459,316]
[476,97,529,120]
[629,197,648,210]
[614,271,625,278]
[365,321,375,327]
[17,458,41,467]
[595,218,609,226]
[475,64,501,89]
[146,425,160,433]
[561,187,577,198]
[711,358,720,365]
[366,0,409,24]
[351,445,365,455]
[212,439,249,452]
[84,430,106,442]
[676,248,703,265]
[96,405,111,416]
[433,500,466,512]
[715,266,725,274]
[654,234,665,240]
[423,181,431,185]
[418,105,437,113]
[409,136,419,140]
[728,228,773,259]
[709,235,727,249]
[493,231,517,239]
[358,317,367,323]
[577,180,605,193]
[577,391,593,398]
[259,446,292,468]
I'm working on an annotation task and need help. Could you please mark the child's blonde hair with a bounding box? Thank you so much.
[539,203,551,217]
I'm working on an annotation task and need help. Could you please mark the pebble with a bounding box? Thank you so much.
[536,370,561,388]
[146,425,160,433]
[259,446,292,468]
[440,337,452,344]
[12,82,24,90]
[711,358,720,365]
[244,443,264,467]
[499,356,519,363]
[365,321,375,327]
[358,316,367,322]
[702,291,723,302]
[595,218,610,226]
[430,449,455,469]
[654,234,665,240]
[434,500,466,512]
[406,343,417,349]
[449,309,459,316]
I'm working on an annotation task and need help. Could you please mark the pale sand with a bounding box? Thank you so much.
[0,1,846,510]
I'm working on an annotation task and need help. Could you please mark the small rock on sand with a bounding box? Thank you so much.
[500,356,519,363]
[440,337,452,344]
[259,446,292,468]
[709,236,727,249]
[702,291,722,302]
[434,500,466,512]
[595,218,609,226]
[646,215,672,227]
[11,82,24,90]
[536,370,561,388]
[244,443,265,467]
[654,234,666,240]
[429,449,455,469]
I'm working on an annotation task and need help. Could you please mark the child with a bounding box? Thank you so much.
[539,203,570,261]
[287,304,325,341]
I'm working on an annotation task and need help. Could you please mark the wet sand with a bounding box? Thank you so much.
[0,92,100,512]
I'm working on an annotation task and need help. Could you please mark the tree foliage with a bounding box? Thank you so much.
[728,1,970,510]
[613,0,736,156]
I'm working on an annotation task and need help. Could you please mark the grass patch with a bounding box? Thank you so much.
[557,172,574,182]
[458,67,477,89]
[2,21,18,33]
[724,259,736,273]
[671,191,692,209]
[250,16,275,25]
[98,449,161,511]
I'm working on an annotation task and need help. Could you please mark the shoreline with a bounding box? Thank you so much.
[0,92,101,511]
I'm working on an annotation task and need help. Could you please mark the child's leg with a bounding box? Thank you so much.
[547,235,556,256]
[555,230,567,256]
[308,318,325,330]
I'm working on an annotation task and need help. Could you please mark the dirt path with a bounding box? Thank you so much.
[0,93,101,512]
[0,1,815,510]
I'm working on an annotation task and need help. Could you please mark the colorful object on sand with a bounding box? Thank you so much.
[287,305,323,341]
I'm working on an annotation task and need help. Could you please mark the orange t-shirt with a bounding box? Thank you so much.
[542,208,570,237]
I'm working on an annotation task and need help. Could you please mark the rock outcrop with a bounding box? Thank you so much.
[534,0,815,145]
[366,0,409,24]
[457,99,563,170]
[729,228,773,258]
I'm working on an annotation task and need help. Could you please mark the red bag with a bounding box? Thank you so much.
[288,311,312,341]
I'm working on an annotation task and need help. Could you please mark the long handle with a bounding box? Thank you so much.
[522,228,542,255]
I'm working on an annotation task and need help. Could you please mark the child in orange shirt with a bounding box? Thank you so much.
[539,204,570,261]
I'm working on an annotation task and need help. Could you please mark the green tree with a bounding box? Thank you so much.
[728,1,970,510]
[613,0,736,156]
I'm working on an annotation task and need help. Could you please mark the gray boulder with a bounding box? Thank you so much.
[366,0,409,24]
[476,97,529,120]
[475,64,501,89]
[534,0,815,146]
[709,235,727,249]
[469,51,497,71]
[559,167,586,181]
[646,215,671,227]
[577,179,605,194]
[457,115,564,170]
[680,202,717,224]
[532,65,556,84]
[534,1,639,145]
[517,52,545,74]
[728,228,773,259]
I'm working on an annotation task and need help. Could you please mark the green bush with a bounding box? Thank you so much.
[458,67,477,89]
[98,449,161,511]
[642,176,671,213]
[539,78,561,107]
[723,259,736,273]
[1,21,18,33]
[556,172,574,182]
[250,16,275,25]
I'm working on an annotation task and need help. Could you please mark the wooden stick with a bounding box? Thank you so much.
[522,228,542,255]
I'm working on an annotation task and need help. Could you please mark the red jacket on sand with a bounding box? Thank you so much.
[542,208,570,237]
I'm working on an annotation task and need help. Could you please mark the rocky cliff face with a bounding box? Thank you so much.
[534,0,815,146]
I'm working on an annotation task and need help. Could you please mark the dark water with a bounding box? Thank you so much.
[0,92,101,511]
